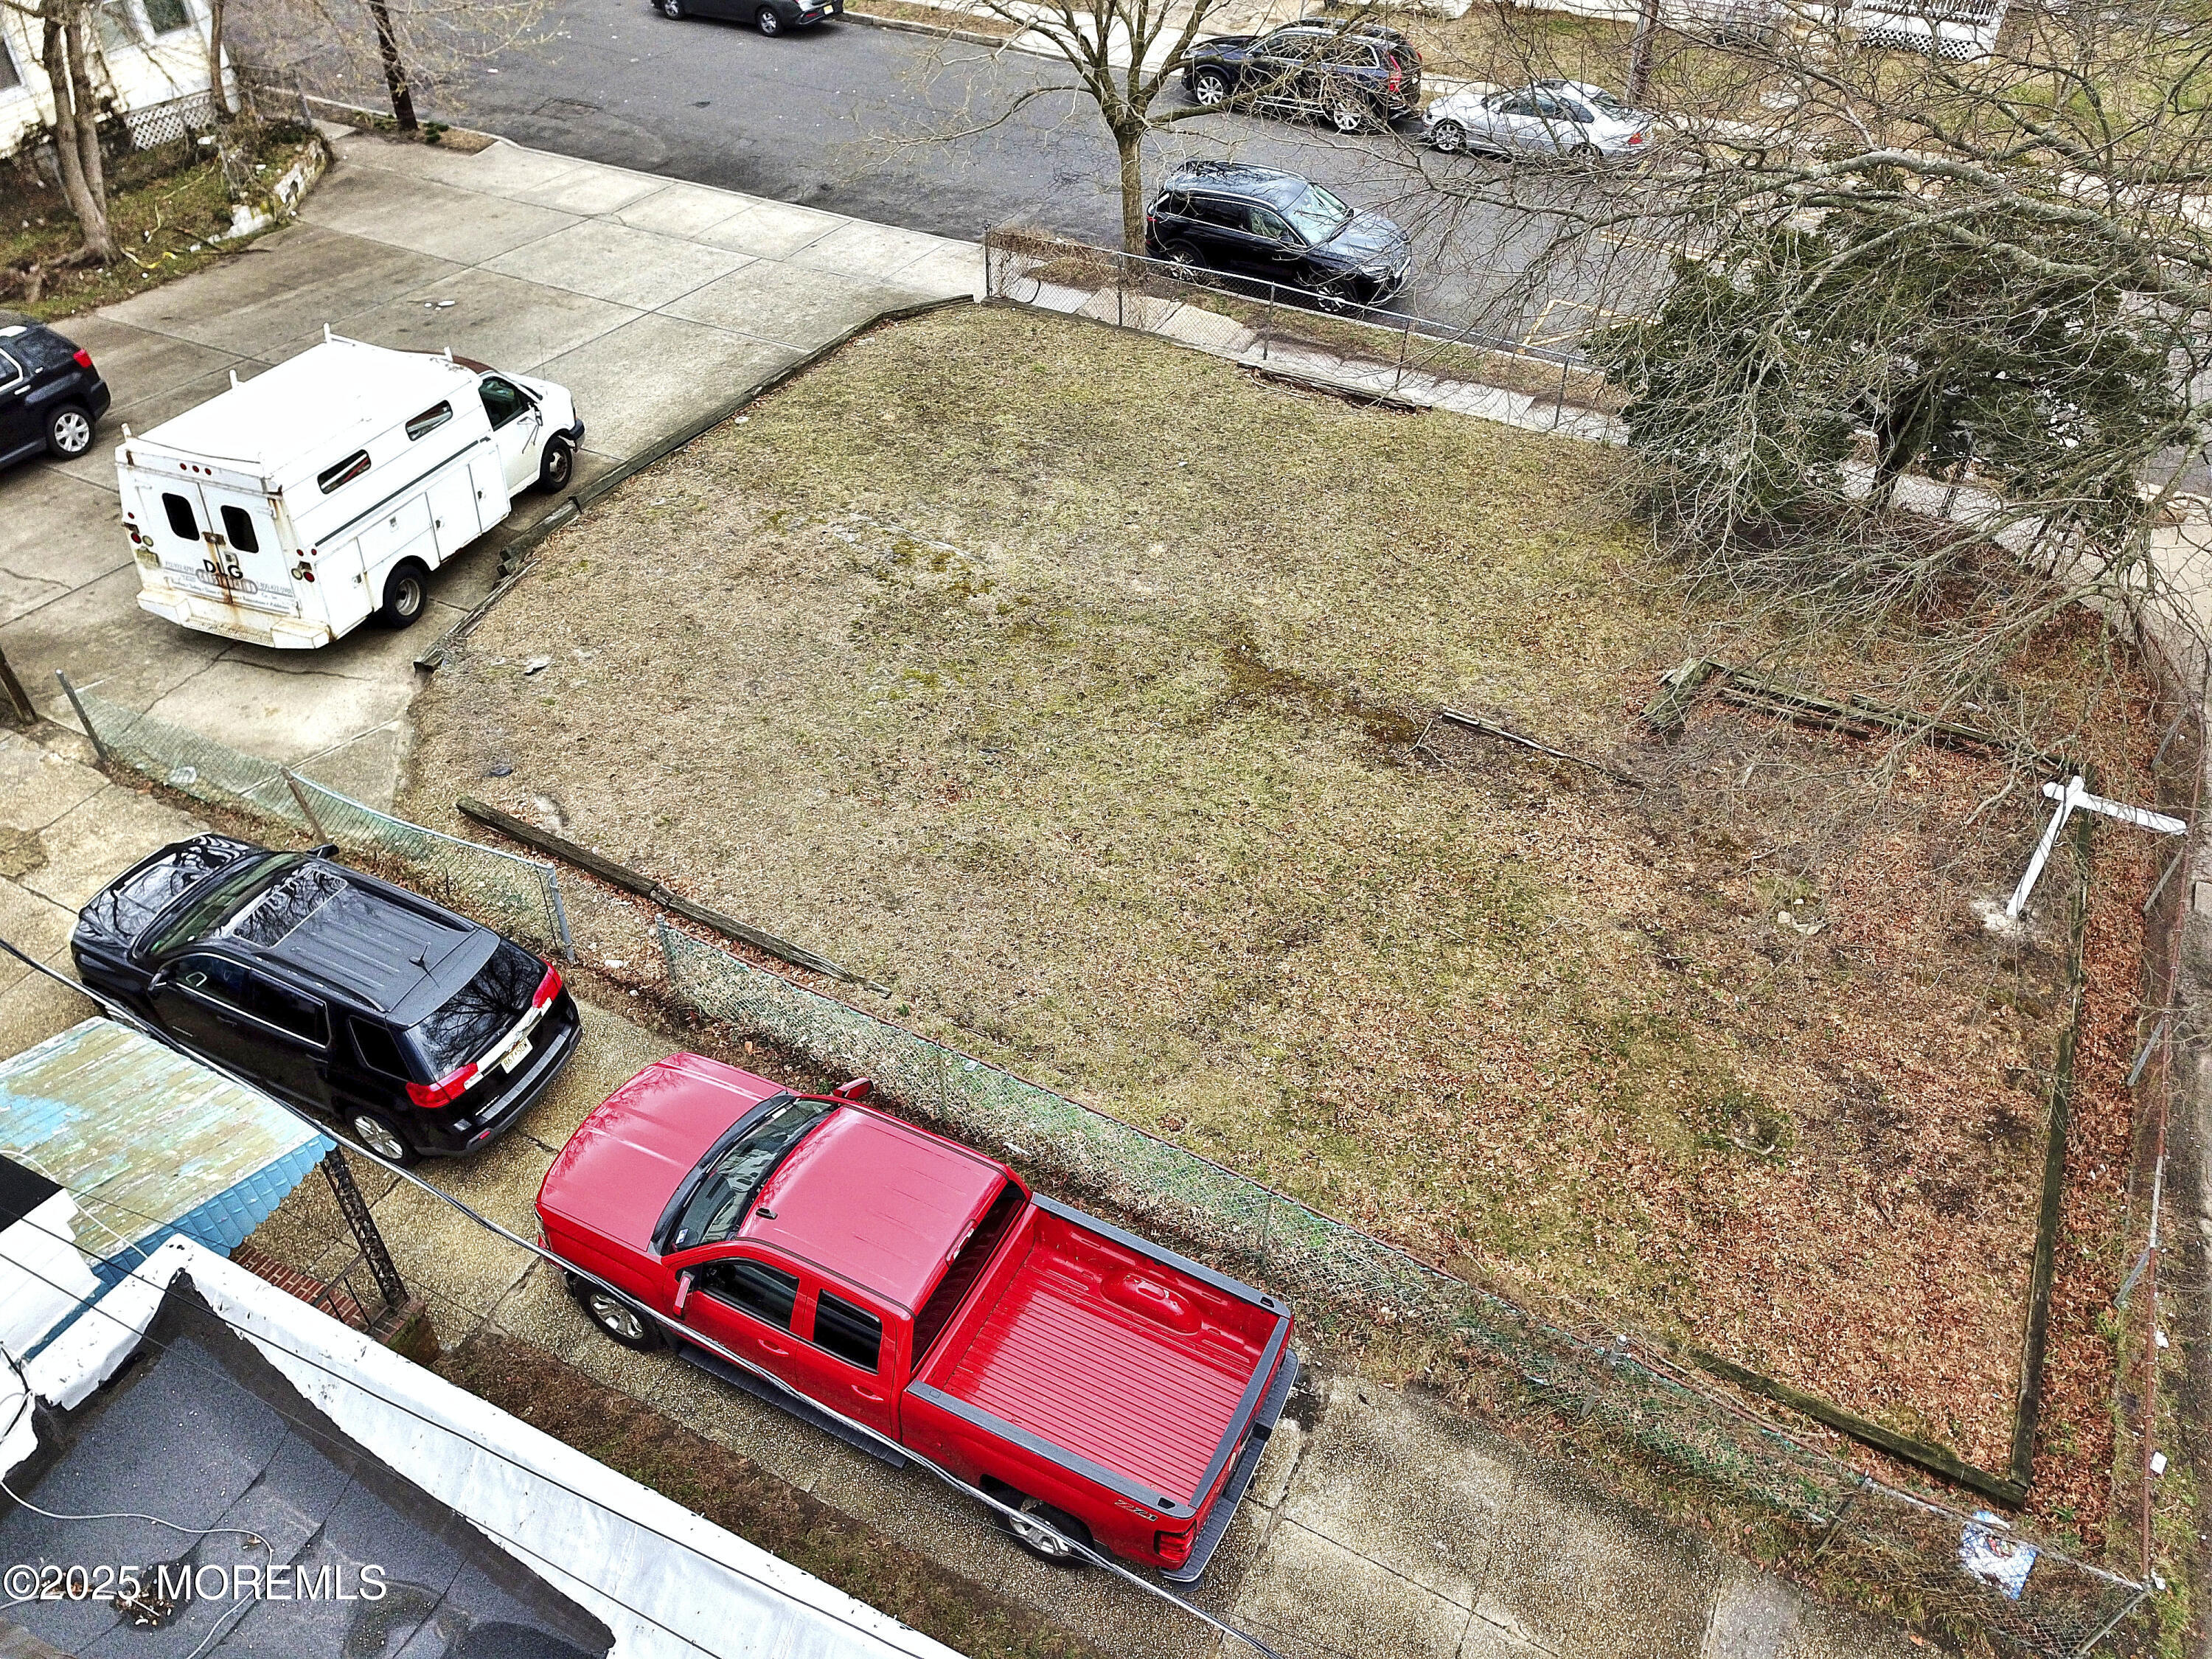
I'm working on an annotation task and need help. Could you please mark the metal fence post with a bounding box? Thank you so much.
[281,768,333,842]
[1394,317,1411,394]
[1261,289,1275,362]
[55,671,108,765]
[543,865,575,961]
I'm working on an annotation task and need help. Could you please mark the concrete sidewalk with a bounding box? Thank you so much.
[1,128,981,810]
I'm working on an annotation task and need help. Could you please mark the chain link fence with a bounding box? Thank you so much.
[982,228,1619,422]
[62,677,570,959]
[656,919,2152,1655]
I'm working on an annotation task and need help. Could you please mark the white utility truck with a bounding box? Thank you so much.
[117,331,583,649]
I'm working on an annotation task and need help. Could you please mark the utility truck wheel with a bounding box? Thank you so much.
[538,431,576,493]
[567,1273,664,1349]
[374,559,430,630]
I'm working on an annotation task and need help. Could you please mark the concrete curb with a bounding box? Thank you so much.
[413,293,980,671]
[841,5,1026,49]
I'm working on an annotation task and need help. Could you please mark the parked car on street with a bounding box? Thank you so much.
[72,835,581,1164]
[653,0,843,36]
[1145,161,1411,309]
[0,313,110,473]
[118,332,582,650]
[538,1053,1300,1583]
[1422,79,1655,159]
[1183,17,1422,132]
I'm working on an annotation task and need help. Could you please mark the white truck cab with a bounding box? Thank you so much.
[118,332,582,649]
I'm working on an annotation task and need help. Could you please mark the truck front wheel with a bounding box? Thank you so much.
[987,1485,1092,1566]
[566,1272,664,1351]
[373,559,431,629]
[538,431,576,493]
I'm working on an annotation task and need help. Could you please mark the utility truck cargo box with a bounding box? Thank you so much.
[117,332,582,649]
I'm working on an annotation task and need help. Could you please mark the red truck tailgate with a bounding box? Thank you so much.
[917,1196,1290,1509]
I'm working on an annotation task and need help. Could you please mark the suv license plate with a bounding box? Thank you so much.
[499,1039,531,1074]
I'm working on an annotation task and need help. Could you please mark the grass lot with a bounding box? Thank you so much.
[1,130,319,321]
[406,305,2157,1516]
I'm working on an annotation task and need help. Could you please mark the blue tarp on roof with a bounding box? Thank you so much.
[0,1017,330,1282]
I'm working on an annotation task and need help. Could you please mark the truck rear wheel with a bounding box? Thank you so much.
[373,559,431,629]
[987,1485,1092,1566]
[566,1272,664,1351]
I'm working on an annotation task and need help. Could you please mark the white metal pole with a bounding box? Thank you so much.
[2007,776,2084,918]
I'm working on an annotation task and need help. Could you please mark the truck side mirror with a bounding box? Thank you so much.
[832,1077,874,1103]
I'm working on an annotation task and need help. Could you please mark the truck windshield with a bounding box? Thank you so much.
[669,1099,832,1250]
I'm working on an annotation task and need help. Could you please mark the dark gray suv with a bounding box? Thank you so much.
[0,313,110,473]
[1144,162,1412,310]
[72,835,581,1164]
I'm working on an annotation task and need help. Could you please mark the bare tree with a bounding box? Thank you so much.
[0,0,119,263]
[226,0,554,136]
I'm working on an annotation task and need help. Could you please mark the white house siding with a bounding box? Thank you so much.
[1,0,233,163]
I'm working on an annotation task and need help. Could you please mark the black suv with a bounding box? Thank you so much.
[0,313,110,473]
[72,835,582,1164]
[1183,18,1422,132]
[1146,162,1412,308]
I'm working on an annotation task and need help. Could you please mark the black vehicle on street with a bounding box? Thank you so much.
[1183,18,1422,132]
[654,0,842,37]
[0,313,110,473]
[1145,161,1412,309]
[72,835,582,1164]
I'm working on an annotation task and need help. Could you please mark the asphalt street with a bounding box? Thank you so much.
[414,0,1634,344]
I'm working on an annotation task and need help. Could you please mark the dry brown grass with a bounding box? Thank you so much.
[406,304,2157,1484]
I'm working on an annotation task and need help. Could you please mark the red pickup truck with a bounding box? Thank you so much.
[535,1052,1298,1580]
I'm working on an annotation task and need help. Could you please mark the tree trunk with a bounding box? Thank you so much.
[365,0,419,132]
[1627,0,1659,104]
[1115,125,1144,256]
[206,0,234,120]
[41,8,115,264]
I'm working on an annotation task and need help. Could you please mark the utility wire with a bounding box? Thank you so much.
[0,936,1287,1657]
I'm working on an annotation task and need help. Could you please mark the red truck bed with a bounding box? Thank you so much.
[915,1196,1290,1512]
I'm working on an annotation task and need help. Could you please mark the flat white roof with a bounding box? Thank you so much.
[133,335,479,476]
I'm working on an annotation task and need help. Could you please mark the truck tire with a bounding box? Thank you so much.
[988,1486,1093,1566]
[567,1273,664,1351]
[537,431,576,493]
[373,559,431,629]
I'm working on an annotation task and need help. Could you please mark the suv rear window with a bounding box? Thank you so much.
[403,937,544,1077]
[11,329,77,373]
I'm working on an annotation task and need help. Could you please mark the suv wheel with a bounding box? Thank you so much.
[373,558,430,629]
[348,1109,417,1165]
[568,1273,664,1350]
[1327,97,1369,134]
[1190,68,1230,107]
[45,404,94,459]
[658,0,684,15]
[756,4,784,32]
[1162,240,1205,279]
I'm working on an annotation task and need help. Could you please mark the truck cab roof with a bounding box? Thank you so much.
[741,1107,1008,1315]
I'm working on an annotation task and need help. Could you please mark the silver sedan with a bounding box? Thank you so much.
[1422,80,1655,160]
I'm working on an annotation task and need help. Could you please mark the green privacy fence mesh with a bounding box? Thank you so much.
[655,920,2152,1656]
[66,678,571,959]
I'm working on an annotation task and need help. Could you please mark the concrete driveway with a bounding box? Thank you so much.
[0,127,980,809]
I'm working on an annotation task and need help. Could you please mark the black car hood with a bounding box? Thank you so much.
[74,834,264,952]
[1315,212,1409,265]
